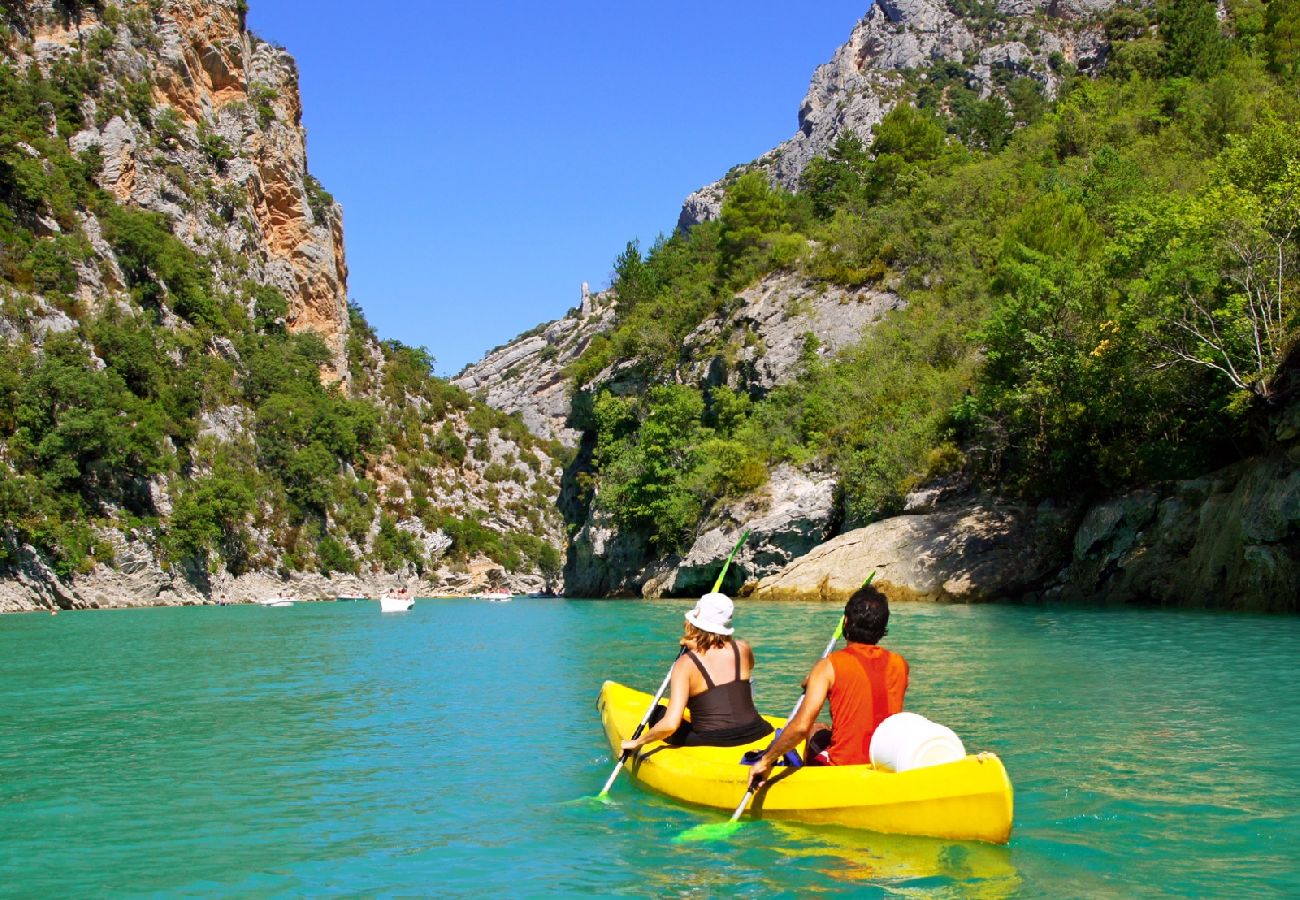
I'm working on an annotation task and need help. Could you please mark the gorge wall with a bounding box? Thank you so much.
[460,0,1300,611]
[0,0,565,612]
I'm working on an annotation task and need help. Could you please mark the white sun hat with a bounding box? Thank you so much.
[685,592,734,636]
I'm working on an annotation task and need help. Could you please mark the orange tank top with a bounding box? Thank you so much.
[826,644,909,766]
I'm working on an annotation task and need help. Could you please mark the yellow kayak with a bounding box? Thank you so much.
[598,680,1014,844]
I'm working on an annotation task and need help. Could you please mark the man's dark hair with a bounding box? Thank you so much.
[842,584,889,644]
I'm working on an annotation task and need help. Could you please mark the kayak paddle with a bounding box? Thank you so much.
[674,570,876,841]
[596,529,752,801]
[712,529,750,593]
[595,646,685,801]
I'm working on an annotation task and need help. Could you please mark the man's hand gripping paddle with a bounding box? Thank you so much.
[673,570,875,841]
[593,530,751,802]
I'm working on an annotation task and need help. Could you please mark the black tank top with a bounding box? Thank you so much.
[684,642,770,741]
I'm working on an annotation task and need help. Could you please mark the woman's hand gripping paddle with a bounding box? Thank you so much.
[673,570,875,841]
[594,530,752,801]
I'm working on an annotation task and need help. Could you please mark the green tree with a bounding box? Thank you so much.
[1160,0,1229,79]
[1265,0,1300,76]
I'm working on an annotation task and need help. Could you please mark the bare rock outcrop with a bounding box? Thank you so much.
[453,287,617,446]
[566,465,838,598]
[681,272,902,394]
[749,442,1300,612]
[750,501,1074,603]
[1051,451,1300,610]
[678,0,1115,228]
[24,0,351,379]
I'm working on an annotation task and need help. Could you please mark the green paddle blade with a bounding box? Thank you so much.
[672,819,746,843]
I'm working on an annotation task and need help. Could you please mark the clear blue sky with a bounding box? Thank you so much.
[246,1,870,376]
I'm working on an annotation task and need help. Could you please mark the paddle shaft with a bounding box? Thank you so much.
[600,528,751,798]
[711,529,750,593]
[599,648,684,796]
[726,573,873,822]
[726,622,843,822]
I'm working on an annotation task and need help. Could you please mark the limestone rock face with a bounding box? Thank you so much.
[678,0,1116,226]
[750,501,1074,603]
[1052,454,1300,610]
[22,0,350,378]
[0,2,568,612]
[680,271,902,395]
[643,465,840,597]
[566,465,838,599]
[564,504,652,598]
[453,288,617,446]
[749,441,1300,612]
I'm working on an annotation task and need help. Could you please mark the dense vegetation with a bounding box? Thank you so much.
[0,15,561,582]
[572,0,1300,551]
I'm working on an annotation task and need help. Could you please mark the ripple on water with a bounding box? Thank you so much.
[0,600,1297,896]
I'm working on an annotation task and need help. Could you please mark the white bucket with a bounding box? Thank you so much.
[869,712,966,772]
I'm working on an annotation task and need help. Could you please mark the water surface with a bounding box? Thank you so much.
[1,600,1296,896]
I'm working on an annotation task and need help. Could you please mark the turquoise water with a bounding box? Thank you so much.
[1,600,1297,897]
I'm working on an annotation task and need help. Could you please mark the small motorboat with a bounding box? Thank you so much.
[257,596,299,607]
[380,590,414,613]
[473,589,513,602]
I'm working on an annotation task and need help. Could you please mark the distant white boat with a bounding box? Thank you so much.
[257,596,299,607]
[473,589,513,602]
[380,592,414,613]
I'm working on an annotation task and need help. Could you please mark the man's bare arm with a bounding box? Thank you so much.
[749,658,834,782]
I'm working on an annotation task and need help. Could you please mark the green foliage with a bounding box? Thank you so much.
[100,204,217,325]
[1159,0,1229,79]
[718,171,807,286]
[249,283,288,332]
[249,82,278,128]
[125,78,153,126]
[153,106,182,147]
[304,173,334,223]
[373,514,423,573]
[575,29,1300,547]
[9,332,168,507]
[1265,0,1300,76]
[317,535,358,575]
[167,453,257,568]
[0,36,560,586]
[196,121,233,173]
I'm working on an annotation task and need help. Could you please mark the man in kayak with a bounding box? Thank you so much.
[620,593,776,750]
[749,584,907,781]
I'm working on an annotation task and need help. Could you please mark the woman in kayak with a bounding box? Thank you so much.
[620,592,775,750]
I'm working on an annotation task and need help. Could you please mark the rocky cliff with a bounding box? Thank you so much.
[751,398,1300,612]
[679,0,1114,228]
[459,0,1300,613]
[0,0,564,612]
[12,0,351,374]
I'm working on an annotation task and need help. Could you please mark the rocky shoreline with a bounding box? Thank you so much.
[0,548,548,614]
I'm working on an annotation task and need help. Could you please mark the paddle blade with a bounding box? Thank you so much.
[672,819,746,843]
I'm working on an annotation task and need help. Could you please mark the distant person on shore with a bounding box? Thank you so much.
[620,593,775,751]
[748,584,908,782]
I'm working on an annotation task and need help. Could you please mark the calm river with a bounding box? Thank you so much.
[1,599,1296,896]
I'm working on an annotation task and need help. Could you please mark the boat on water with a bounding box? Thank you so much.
[598,680,1014,844]
[380,590,414,613]
[473,589,513,602]
[256,596,300,607]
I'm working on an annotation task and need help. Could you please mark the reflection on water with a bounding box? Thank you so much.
[0,599,1297,896]
[768,822,1021,897]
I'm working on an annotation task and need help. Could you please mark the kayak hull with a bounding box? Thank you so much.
[598,679,1013,844]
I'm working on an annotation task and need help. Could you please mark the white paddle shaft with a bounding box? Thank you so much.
[599,650,681,796]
